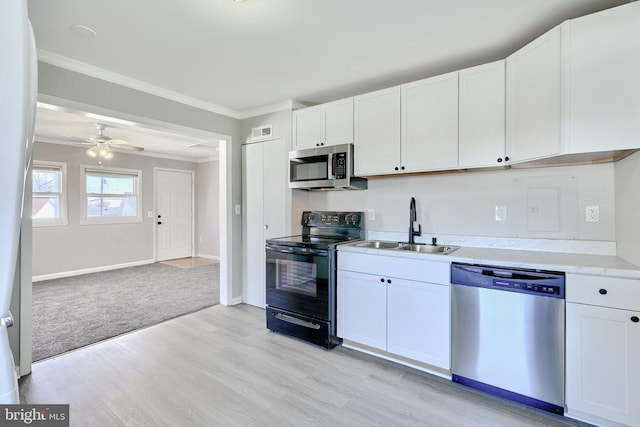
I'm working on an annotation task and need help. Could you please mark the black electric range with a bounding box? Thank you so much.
[265,211,365,348]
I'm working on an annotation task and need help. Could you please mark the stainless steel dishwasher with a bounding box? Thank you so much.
[451,262,566,415]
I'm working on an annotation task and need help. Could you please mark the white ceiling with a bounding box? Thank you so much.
[27,0,629,160]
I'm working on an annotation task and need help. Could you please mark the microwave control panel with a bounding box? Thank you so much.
[334,152,347,179]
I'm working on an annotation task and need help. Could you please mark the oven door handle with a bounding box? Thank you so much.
[266,244,328,257]
[266,245,295,254]
[273,312,321,330]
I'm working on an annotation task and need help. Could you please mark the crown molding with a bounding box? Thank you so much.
[37,50,296,121]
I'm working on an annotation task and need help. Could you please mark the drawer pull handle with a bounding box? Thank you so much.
[632,316,639,323]
[598,288,607,295]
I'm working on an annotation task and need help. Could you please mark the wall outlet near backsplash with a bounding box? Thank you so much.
[586,206,600,222]
[495,206,507,221]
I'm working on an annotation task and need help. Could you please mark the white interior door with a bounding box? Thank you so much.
[156,169,193,261]
[1,0,34,403]
[242,138,288,308]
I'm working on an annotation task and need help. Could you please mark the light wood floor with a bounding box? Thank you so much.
[19,304,590,427]
[159,257,218,269]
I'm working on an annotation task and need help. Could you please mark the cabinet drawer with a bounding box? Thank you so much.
[566,274,640,311]
[338,251,449,285]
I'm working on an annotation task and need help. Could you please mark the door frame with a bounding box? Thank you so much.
[153,167,196,261]
[20,95,236,378]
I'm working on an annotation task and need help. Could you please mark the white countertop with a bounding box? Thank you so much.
[338,241,640,280]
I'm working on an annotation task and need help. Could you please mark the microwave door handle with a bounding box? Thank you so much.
[329,153,335,179]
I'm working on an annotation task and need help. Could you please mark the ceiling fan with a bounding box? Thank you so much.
[75,123,144,165]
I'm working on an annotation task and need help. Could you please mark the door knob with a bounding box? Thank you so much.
[157,214,161,218]
[1,312,14,328]
[264,225,269,229]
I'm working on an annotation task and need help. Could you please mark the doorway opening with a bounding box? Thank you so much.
[24,100,233,367]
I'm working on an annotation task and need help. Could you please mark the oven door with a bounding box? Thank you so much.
[265,242,330,321]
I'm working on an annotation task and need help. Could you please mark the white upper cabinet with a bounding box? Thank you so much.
[459,60,506,168]
[563,2,640,153]
[293,97,353,150]
[354,86,401,176]
[506,25,563,163]
[401,71,459,172]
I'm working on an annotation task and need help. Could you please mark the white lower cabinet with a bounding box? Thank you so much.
[337,270,387,350]
[565,274,640,426]
[387,277,449,367]
[337,252,450,369]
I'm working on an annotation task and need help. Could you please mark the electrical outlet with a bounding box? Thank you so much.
[495,205,507,222]
[586,206,600,222]
[368,209,375,221]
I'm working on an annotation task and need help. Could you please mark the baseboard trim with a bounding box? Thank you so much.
[32,259,156,282]
[222,297,244,306]
[197,254,220,261]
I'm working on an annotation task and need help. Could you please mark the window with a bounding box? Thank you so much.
[81,166,142,224]
[32,161,68,227]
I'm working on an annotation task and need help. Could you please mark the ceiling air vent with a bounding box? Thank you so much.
[251,124,273,142]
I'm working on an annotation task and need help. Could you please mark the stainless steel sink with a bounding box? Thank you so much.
[353,240,459,255]
[396,243,459,254]
[354,240,405,249]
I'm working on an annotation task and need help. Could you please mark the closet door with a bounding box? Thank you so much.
[242,138,288,308]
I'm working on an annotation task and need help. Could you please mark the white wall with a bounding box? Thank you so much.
[32,142,199,277]
[308,162,616,243]
[196,159,220,258]
[615,150,640,265]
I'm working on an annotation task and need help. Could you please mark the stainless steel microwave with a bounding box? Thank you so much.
[289,143,367,191]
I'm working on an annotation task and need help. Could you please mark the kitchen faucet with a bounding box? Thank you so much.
[409,197,422,244]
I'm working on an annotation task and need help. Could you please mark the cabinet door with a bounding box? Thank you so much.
[354,86,401,176]
[564,2,640,153]
[459,60,506,168]
[387,279,450,368]
[293,106,322,150]
[337,270,387,350]
[323,98,353,146]
[506,26,562,163]
[566,303,640,425]
[401,71,459,172]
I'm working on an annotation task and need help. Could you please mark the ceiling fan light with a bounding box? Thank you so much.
[86,147,98,158]
[103,150,114,160]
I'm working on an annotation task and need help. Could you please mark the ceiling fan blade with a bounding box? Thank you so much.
[108,138,131,145]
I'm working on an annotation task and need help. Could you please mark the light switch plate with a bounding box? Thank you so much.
[495,205,507,222]
[368,209,375,221]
